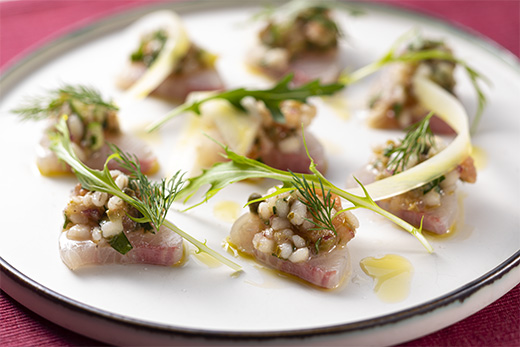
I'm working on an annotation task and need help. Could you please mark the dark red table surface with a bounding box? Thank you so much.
[1,1,519,346]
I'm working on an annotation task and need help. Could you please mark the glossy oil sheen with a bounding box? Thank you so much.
[360,254,413,303]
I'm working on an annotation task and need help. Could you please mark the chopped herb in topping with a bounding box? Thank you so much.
[130,29,168,67]
[108,231,133,255]
[423,176,445,194]
[391,103,403,118]
[314,237,322,254]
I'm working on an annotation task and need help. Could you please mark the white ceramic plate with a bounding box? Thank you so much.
[1,1,519,345]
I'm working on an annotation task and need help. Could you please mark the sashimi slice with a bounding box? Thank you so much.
[258,131,327,174]
[377,194,457,235]
[252,246,350,289]
[251,50,342,86]
[36,133,159,176]
[60,225,183,270]
[348,159,475,234]
[117,63,224,102]
[230,213,351,289]
[230,187,357,289]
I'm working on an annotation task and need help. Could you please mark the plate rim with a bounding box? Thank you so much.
[1,251,519,340]
[1,0,519,343]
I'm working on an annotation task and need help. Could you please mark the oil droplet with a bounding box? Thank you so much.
[471,145,488,170]
[213,201,241,223]
[322,95,350,120]
[360,254,413,303]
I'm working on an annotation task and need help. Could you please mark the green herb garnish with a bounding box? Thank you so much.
[384,112,435,175]
[146,74,344,131]
[50,116,241,271]
[178,135,433,253]
[292,173,337,234]
[12,85,118,121]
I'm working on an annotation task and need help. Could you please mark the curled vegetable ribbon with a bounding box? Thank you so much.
[347,73,472,201]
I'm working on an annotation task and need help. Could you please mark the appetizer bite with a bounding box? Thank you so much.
[230,185,358,289]
[247,3,343,85]
[148,75,345,174]
[51,118,241,271]
[116,11,224,101]
[61,171,184,270]
[367,35,462,134]
[348,113,477,234]
[13,85,158,176]
[192,94,327,174]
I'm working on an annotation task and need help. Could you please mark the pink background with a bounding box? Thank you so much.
[1,1,519,346]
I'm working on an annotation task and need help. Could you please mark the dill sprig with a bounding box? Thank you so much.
[384,112,435,175]
[111,146,184,230]
[146,74,344,131]
[291,172,337,235]
[12,84,118,121]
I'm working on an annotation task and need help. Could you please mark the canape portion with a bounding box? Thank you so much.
[230,186,358,288]
[60,171,184,270]
[13,85,158,176]
[368,36,457,134]
[349,124,477,234]
[117,25,224,101]
[247,6,342,85]
[193,96,327,174]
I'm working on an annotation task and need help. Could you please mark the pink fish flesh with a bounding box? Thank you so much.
[117,64,224,102]
[348,166,463,234]
[59,225,183,270]
[230,211,353,289]
[36,133,159,176]
[258,131,327,174]
[256,50,342,86]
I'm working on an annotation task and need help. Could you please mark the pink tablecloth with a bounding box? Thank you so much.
[1,1,519,346]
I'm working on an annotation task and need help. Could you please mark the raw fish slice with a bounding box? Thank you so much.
[347,163,469,235]
[253,50,342,86]
[289,50,342,85]
[36,133,159,176]
[230,214,351,289]
[117,64,224,102]
[258,131,327,174]
[252,246,350,289]
[190,97,327,175]
[59,225,183,270]
[377,192,458,235]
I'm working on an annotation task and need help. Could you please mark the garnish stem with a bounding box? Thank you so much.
[162,220,242,272]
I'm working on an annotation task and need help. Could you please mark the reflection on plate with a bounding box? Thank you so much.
[0,1,519,345]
